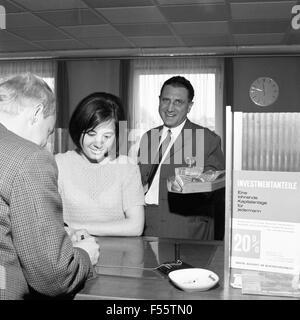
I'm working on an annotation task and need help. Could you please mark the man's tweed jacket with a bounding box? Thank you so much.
[0,123,93,300]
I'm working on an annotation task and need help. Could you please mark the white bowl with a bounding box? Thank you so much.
[168,268,219,292]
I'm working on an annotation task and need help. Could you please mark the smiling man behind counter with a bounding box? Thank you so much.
[0,73,99,300]
[138,76,225,240]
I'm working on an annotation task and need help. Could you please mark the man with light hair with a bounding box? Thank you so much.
[0,73,99,300]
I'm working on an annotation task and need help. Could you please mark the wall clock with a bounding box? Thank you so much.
[249,77,279,107]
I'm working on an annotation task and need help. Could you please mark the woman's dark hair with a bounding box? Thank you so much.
[69,92,125,157]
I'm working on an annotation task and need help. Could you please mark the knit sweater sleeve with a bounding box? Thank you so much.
[122,164,145,213]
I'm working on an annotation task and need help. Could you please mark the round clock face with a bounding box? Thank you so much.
[249,77,279,107]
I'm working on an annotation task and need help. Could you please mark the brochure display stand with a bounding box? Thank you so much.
[224,106,300,298]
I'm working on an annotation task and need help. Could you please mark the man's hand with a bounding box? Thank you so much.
[65,226,91,243]
[73,237,100,266]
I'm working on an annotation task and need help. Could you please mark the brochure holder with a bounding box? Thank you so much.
[224,106,300,298]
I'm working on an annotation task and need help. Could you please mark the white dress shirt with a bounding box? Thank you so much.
[145,119,187,205]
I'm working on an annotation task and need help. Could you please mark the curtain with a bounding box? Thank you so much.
[119,59,130,120]
[127,57,224,159]
[55,60,69,129]
[53,61,70,155]
[0,60,55,91]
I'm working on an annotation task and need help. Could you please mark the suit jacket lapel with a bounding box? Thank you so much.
[149,125,163,154]
[144,125,163,170]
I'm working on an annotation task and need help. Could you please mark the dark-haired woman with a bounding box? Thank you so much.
[55,92,145,236]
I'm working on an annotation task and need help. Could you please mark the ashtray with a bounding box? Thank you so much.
[168,268,219,292]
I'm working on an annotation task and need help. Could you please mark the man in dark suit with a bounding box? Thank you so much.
[0,73,99,300]
[138,76,225,240]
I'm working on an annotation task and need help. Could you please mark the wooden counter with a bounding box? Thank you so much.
[76,236,297,300]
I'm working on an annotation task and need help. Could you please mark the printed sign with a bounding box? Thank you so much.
[231,170,300,274]
[0,265,5,290]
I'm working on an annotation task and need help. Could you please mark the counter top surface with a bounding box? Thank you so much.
[76,236,297,300]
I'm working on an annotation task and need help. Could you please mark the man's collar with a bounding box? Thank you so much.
[162,118,187,136]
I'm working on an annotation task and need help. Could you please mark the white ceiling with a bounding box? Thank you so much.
[0,0,300,58]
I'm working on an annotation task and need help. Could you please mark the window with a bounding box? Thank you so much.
[0,60,56,152]
[138,72,216,133]
[0,60,55,90]
[127,58,224,159]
